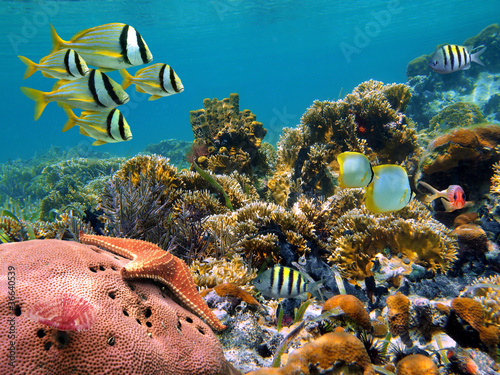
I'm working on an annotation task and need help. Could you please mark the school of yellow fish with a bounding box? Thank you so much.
[19,23,184,146]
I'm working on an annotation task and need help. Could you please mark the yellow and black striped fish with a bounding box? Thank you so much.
[120,63,184,101]
[253,266,319,299]
[428,44,486,74]
[62,106,132,146]
[20,69,129,120]
[18,49,89,80]
[50,23,153,70]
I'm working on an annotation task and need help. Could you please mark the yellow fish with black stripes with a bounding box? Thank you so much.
[428,44,486,74]
[62,106,132,146]
[20,69,129,120]
[18,49,89,80]
[253,266,322,299]
[120,63,184,101]
[50,23,153,70]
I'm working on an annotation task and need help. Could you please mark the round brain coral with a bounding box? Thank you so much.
[246,331,376,375]
[0,239,233,375]
[396,354,439,375]
[322,294,371,331]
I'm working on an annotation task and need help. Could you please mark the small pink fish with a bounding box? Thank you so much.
[418,181,474,212]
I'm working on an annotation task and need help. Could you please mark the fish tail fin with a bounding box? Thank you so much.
[471,45,486,66]
[20,87,48,121]
[119,69,133,89]
[50,24,66,53]
[18,55,37,79]
[417,181,441,202]
[61,105,78,132]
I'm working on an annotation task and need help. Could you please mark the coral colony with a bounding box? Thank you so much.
[2,23,500,374]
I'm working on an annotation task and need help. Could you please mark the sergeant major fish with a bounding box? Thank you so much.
[253,266,321,299]
[18,49,89,80]
[50,23,153,70]
[62,106,132,146]
[428,44,486,74]
[20,69,129,120]
[120,63,184,101]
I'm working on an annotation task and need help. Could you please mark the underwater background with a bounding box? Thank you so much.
[1,0,499,162]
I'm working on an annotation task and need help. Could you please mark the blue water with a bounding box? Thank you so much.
[0,0,498,163]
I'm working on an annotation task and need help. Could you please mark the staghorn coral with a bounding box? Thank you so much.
[245,331,376,375]
[0,239,234,375]
[189,93,269,177]
[269,80,420,204]
[327,195,458,281]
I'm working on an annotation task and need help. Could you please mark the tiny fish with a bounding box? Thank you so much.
[20,69,129,120]
[253,266,320,299]
[428,44,486,74]
[18,49,89,80]
[62,106,132,146]
[364,164,412,213]
[418,181,473,212]
[337,151,374,188]
[50,23,153,70]
[120,63,184,100]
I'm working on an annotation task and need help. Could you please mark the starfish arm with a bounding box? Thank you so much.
[78,233,227,331]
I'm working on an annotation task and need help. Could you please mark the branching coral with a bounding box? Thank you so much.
[190,255,257,290]
[189,93,270,177]
[201,201,320,267]
[464,275,500,326]
[269,80,421,205]
[327,193,458,281]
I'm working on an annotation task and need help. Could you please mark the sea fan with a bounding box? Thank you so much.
[26,293,96,332]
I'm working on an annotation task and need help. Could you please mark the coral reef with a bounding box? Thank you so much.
[406,24,500,127]
[322,294,371,331]
[395,354,439,375]
[0,239,235,374]
[417,124,500,203]
[268,80,420,206]
[142,139,192,170]
[245,331,376,375]
[327,193,458,281]
[386,292,411,337]
[189,93,270,178]
[465,275,500,326]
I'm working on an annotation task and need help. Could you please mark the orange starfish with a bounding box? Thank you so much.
[79,232,226,331]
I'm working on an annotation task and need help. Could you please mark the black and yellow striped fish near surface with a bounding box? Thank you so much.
[253,266,319,299]
[18,49,89,80]
[428,44,486,74]
[50,23,153,70]
[62,106,132,146]
[20,69,129,120]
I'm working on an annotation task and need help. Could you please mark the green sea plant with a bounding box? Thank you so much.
[193,160,233,210]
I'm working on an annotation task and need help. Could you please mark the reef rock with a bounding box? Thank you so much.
[0,239,234,375]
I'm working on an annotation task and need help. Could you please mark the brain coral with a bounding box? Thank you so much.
[0,240,233,375]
